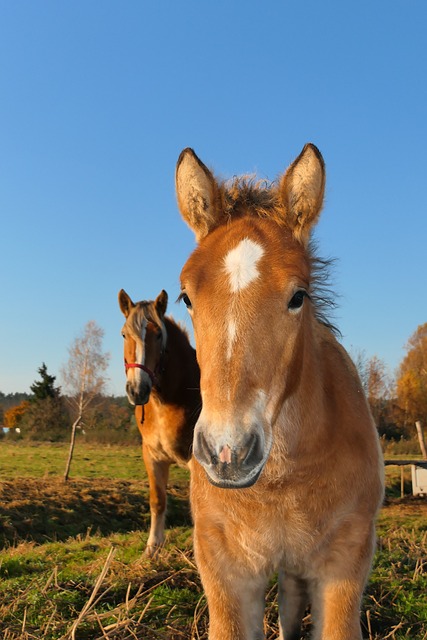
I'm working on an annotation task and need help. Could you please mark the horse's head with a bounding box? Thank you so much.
[176,144,326,488]
[118,289,168,406]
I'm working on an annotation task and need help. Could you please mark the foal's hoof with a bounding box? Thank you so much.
[145,543,163,558]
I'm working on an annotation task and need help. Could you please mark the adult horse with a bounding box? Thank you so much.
[175,145,384,639]
[118,289,200,556]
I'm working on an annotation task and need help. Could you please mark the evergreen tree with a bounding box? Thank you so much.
[13,364,69,441]
[30,363,60,401]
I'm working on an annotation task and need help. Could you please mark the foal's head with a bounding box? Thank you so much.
[176,144,327,488]
[118,289,168,406]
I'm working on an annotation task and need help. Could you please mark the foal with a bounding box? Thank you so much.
[118,289,200,556]
[175,145,384,639]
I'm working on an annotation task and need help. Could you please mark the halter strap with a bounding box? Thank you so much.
[124,362,157,385]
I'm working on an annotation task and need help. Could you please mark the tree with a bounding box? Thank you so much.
[396,323,427,457]
[61,321,110,481]
[4,401,30,433]
[24,364,68,441]
[352,349,404,440]
[30,363,61,401]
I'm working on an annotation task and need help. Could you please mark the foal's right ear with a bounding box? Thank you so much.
[118,289,135,318]
[175,148,220,243]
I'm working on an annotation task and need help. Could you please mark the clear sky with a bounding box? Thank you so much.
[1,1,426,396]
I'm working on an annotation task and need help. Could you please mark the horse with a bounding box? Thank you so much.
[175,144,384,640]
[118,288,200,556]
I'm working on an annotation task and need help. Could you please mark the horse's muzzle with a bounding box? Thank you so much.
[194,427,266,489]
[126,379,151,406]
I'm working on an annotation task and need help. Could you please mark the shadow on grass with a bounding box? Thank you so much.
[0,477,191,547]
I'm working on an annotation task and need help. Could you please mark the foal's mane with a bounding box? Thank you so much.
[221,176,287,226]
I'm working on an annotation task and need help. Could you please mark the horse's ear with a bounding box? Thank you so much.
[155,290,168,318]
[175,148,221,242]
[279,143,326,244]
[118,289,134,318]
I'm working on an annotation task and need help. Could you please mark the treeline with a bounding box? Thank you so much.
[0,365,137,446]
[1,322,426,453]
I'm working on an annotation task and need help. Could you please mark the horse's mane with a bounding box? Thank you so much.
[309,248,341,337]
[130,301,194,344]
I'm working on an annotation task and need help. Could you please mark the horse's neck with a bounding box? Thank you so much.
[154,318,198,403]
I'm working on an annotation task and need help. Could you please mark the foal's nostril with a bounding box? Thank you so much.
[237,432,264,469]
[195,431,216,466]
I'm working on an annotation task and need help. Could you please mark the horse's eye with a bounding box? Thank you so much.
[121,332,126,339]
[179,293,192,309]
[156,331,163,341]
[288,290,307,311]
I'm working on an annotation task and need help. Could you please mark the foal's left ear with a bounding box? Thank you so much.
[279,143,326,244]
[175,148,221,243]
[155,290,168,318]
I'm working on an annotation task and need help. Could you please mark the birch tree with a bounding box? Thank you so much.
[61,321,110,481]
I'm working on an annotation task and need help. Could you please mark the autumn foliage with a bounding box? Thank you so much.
[3,401,31,431]
[396,322,427,424]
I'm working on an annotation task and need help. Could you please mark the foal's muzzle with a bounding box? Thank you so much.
[194,427,266,489]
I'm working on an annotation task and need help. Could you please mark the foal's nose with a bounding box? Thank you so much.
[194,428,265,488]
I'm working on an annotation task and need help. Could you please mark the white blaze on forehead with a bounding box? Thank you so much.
[224,238,264,359]
[135,318,147,368]
[224,238,264,293]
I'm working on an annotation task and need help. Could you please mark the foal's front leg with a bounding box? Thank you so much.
[278,570,308,640]
[310,522,376,640]
[142,443,170,556]
[194,528,267,640]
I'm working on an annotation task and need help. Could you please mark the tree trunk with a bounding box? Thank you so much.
[64,414,82,482]
[415,420,427,459]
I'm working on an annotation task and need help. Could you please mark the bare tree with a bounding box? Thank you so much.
[61,321,110,481]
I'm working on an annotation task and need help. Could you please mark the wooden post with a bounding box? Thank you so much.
[400,466,405,498]
[64,414,82,482]
[415,421,427,459]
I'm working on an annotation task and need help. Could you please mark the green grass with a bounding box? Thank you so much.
[0,441,145,480]
[0,442,426,639]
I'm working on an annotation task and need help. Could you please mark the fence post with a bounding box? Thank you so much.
[415,421,427,459]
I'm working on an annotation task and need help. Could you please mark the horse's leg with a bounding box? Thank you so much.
[194,530,266,640]
[142,443,170,557]
[310,523,376,640]
[278,570,308,640]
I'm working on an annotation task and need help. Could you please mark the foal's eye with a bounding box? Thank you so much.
[179,293,192,309]
[288,290,307,311]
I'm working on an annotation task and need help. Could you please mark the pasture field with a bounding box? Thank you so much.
[0,442,426,639]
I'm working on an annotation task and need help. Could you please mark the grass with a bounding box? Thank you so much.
[0,442,426,639]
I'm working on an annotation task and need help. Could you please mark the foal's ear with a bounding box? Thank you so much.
[279,143,326,244]
[155,290,168,318]
[175,148,220,242]
[118,289,135,318]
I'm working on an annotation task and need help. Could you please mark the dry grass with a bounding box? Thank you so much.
[0,448,426,639]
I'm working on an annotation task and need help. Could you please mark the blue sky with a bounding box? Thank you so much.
[1,1,426,396]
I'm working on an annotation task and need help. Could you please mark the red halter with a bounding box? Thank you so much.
[124,362,157,385]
